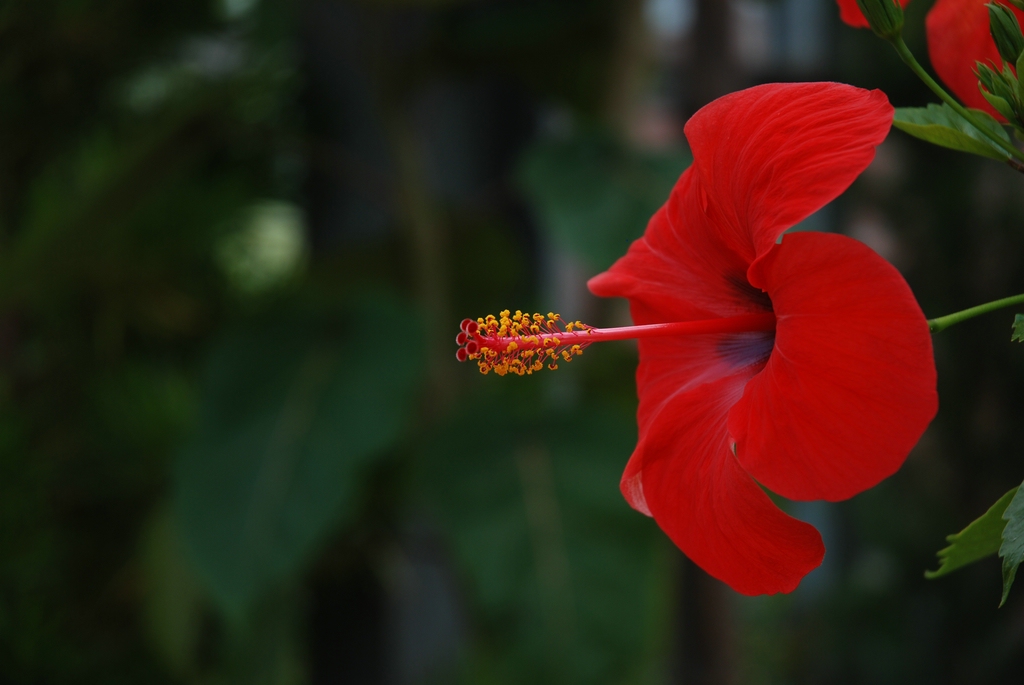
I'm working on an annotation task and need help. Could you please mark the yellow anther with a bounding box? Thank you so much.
[463,309,597,377]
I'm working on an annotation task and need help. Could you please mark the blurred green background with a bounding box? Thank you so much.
[3,0,1024,683]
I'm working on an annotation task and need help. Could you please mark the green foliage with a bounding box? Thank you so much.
[140,508,206,677]
[1018,48,1024,99]
[926,482,1024,605]
[216,588,307,685]
[988,2,1024,65]
[976,62,1023,126]
[855,0,905,40]
[173,296,423,618]
[893,104,1012,161]
[1011,313,1024,341]
[999,485,1024,605]
[0,3,295,678]
[416,400,669,685]
[518,130,690,271]
[89,363,196,454]
[141,505,308,684]
[925,487,1017,579]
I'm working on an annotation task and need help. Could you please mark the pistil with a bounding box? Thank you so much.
[456,310,776,376]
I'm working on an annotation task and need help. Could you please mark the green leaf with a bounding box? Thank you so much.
[999,484,1024,605]
[89,362,196,454]
[1011,313,1024,341]
[173,295,422,617]
[415,401,670,684]
[518,130,690,271]
[981,88,1018,124]
[987,1,1024,65]
[892,103,1011,161]
[856,0,904,40]
[925,487,1018,579]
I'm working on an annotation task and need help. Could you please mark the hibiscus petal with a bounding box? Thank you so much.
[684,82,893,268]
[926,0,1024,119]
[836,0,912,29]
[731,232,938,502]
[588,169,771,324]
[631,372,824,596]
[631,323,774,438]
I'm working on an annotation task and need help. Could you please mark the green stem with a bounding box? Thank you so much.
[928,293,1024,333]
[891,37,1024,163]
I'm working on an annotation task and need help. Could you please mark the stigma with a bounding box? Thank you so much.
[456,309,777,377]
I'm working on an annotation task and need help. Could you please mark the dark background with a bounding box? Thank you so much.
[3,0,1024,683]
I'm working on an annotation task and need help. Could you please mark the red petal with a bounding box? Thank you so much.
[629,372,824,596]
[730,233,938,502]
[684,83,893,268]
[632,322,774,437]
[622,293,775,511]
[926,0,1024,119]
[588,169,771,324]
[836,0,912,29]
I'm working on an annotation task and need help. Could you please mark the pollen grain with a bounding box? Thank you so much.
[455,310,592,376]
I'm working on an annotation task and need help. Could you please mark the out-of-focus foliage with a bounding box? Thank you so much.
[417,400,669,684]
[0,0,312,680]
[140,507,206,677]
[174,295,423,617]
[519,131,690,270]
[0,0,670,682]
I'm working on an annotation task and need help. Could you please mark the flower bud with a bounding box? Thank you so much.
[855,0,904,40]
[976,61,1022,123]
[988,3,1024,64]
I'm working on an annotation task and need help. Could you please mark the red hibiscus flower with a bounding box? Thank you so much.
[585,83,938,595]
[837,0,912,29]
[926,0,1024,117]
